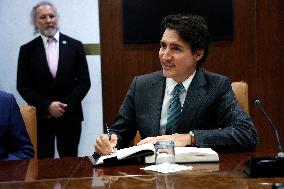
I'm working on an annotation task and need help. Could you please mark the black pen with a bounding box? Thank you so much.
[105,124,117,153]
[105,124,111,140]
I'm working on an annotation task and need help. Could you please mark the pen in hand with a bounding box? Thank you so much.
[106,124,111,140]
[105,124,117,153]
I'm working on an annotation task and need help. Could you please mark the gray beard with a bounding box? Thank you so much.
[42,27,58,37]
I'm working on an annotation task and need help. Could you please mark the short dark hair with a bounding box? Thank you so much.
[161,14,210,66]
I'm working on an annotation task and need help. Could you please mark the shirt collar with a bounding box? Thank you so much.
[166,71,196,94]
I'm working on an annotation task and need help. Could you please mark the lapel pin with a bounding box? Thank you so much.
[62,40,67,44]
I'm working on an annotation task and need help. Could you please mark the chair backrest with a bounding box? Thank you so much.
[231,81,249,114]
[133,81,249,145]
[19,105,37,158]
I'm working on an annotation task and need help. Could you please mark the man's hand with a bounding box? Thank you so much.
[137,133,191,147]
[94,134,118,155]
[48,101,67,118]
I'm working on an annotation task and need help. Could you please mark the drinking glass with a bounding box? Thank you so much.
[154,141,175,164]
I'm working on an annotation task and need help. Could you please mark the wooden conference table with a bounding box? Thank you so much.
[0,150,283,189]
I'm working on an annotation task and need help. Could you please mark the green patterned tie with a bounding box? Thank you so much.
[166,83,184,134]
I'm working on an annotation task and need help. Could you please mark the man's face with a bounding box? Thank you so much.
[35,5,58,37]
[159,29,203,82]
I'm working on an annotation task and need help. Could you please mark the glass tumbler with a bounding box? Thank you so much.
[154,141,175,164]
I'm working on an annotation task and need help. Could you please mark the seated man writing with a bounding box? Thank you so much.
[94,14,258,155]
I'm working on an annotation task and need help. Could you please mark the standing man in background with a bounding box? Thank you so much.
[17,1,91,158]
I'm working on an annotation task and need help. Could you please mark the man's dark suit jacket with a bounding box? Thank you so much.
[0,91,34,160]
[110,67,258,152]
[17,33,90,121]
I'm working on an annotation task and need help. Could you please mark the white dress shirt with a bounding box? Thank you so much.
[160,71,196,134]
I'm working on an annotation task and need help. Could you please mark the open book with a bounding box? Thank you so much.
[89,143,219,166]
[90,143,155,166]
[145,146,219,164]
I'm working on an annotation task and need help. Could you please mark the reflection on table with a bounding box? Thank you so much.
[0,150,283,189]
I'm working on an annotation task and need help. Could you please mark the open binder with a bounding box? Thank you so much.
[90,143,154,166]
[89,143,219,166]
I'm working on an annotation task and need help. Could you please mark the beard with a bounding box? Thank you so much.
[42,26,58,37]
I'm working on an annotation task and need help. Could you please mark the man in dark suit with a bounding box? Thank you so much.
[95,14,257,155]
[0,90,34,161]
[17,1,90,158]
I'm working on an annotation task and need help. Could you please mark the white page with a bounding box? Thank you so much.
[94,143,155,165]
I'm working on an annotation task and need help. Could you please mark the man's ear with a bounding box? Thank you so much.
[194,49,204,62]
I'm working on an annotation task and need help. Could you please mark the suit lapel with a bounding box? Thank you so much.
[57,33,71,79]
[147,72,166,135]
[34,37,54,79]
[56,33,65,78]
[174,68,207,133]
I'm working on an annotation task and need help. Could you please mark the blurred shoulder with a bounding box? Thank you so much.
[0,90,13,99]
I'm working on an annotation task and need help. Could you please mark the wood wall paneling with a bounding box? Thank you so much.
[254,0,284,150]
